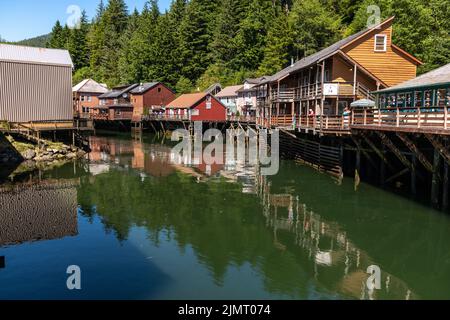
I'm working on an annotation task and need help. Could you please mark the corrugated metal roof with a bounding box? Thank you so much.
[99,84,139,99]
[167,93,208,109]
[216,85,244,98]
[72,79,109,93]
[205,83,222,94]
[377,63,450,93]
[130,82,158,94]
[246,77,269,84]
[0,44,73,67]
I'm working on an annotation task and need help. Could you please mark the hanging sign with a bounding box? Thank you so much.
[323,83,339,96]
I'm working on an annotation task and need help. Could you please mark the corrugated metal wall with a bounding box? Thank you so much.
[0,61,72,122]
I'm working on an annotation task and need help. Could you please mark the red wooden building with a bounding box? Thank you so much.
[165,93,227,122]
[130,82,176,121]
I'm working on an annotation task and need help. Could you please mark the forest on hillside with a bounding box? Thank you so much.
[44,0,449,92]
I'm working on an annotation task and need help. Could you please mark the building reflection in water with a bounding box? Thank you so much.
[0,179,79,248]
[256,175,416,300]
[87,134,416,300]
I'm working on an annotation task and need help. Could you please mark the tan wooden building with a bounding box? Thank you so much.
[256,17,422,128]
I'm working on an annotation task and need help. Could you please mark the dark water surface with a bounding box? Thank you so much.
[1,132,450,300]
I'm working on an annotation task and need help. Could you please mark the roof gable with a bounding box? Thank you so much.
[0,44,73,67]
[263,16,418,84]
[73,79,108,93]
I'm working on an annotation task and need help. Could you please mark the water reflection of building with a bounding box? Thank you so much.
[0,179,79,247]
[256,176,416,300]
[89,136,176,178]
[89,135,261,189]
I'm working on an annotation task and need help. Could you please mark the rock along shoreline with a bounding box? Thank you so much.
[0,134,87,175]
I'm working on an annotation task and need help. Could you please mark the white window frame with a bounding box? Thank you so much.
[374,34,387,52]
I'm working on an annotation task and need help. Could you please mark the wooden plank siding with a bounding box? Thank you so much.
[343,23,420,87]
[331,55,378,92]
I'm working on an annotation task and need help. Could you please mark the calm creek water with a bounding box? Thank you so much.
[1,132,450,300]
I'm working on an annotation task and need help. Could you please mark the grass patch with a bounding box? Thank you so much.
[0,121,10,130]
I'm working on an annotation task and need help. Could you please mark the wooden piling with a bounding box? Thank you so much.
[411,154,417,195]
[443,162,449,210]
[431,148,441,207]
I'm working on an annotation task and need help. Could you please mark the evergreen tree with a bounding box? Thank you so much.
[289,0,342,60]
[42,0,449,87]
[95,0,106,21]
[176,76,194,94]
[89,0,129,86]
[118,8,142,84]
[179,0,220,82]
[231,0,278,72]
[67,10,90,70]
[48,21,65,48]
[259,7,293,75]
[209,0,251,65]
[422,0,450,73]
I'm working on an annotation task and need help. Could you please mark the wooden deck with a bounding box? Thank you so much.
[1,120,94,133]
[257,106,450,136]
[127,106,450,137]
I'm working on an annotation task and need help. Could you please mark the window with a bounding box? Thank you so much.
[405,93,413,107]
[424,90,432,107]
[388,94,396,107]
[158,88,162,93]
[374,34,387,52]
[87,96,92,102]
[437,89,447,107]
[414,91,423,108]
[379,95,387,108]
[81,96,85,102]
[206,96,212,110]
[324,70,330,82]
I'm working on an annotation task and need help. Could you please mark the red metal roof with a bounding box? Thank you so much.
[166,93,208,109]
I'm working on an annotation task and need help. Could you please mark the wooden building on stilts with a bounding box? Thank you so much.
[255,16,422,132]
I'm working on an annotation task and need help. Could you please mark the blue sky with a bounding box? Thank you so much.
[0,0,172,42]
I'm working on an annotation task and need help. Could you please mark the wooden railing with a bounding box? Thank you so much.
[298,115,349,131]
[228,116,256,123]
[145,114,190,121]
[92,113,109,121]
[262,106,450,134]
[352,107,450,130]
[269,82,375,102]
[271,89,296,101]
[270,115,295,128]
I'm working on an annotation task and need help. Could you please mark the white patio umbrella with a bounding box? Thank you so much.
[350,99,376,108]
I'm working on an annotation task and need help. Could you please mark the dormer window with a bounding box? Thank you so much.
[374,34,387,52]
